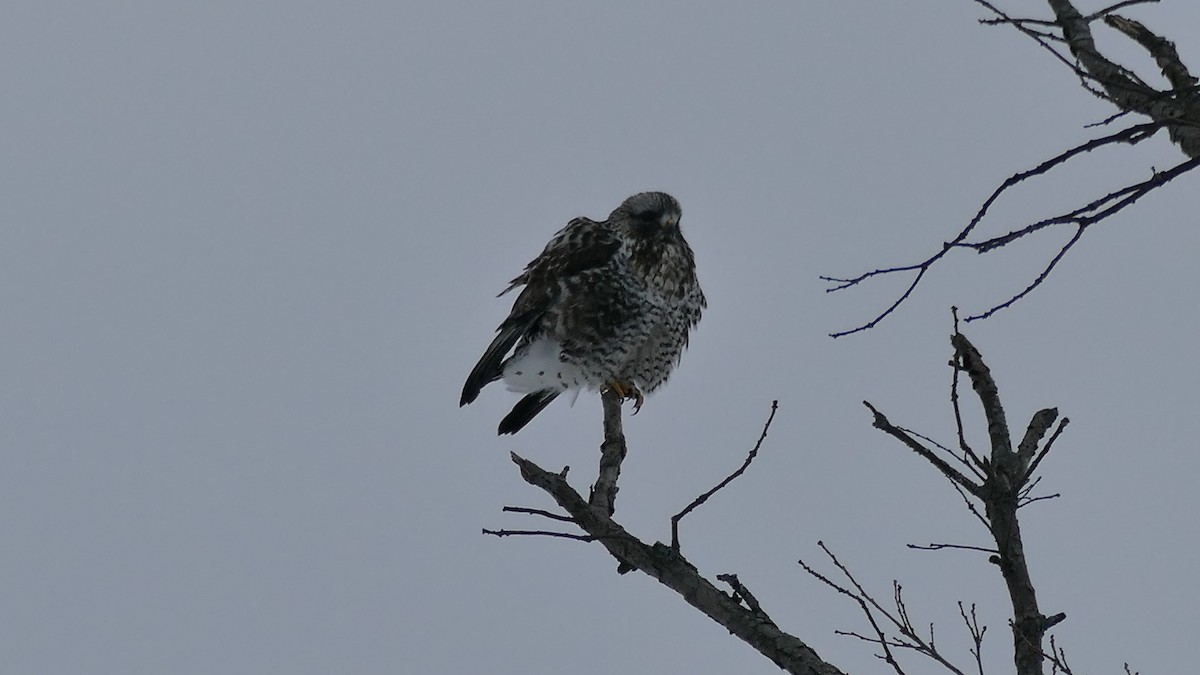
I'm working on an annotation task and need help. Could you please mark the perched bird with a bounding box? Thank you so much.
[460,191,706,434]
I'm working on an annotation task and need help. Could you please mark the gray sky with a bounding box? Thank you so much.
[4,1,1198,673]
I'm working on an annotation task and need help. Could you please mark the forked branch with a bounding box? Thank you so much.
[507,451,846,675]
[852,331,1070,675]
[828,0,1200,336]
[493,397,843,675]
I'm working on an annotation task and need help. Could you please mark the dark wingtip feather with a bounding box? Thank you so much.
[460,322,528,407]
[460,377,487,407]
[460,373,490,407]
[497,391,559,435]
[462,300,548,407]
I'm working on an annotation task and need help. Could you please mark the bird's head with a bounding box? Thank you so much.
[611,191,682,239]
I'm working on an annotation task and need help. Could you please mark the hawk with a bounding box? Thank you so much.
[460,191,706,434]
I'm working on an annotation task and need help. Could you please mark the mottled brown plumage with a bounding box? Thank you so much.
[460,192,705,434]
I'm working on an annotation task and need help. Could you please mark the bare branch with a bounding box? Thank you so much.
[824,269,927,338]
[863,400,982,496]
[501,505,576,522]
[949,319,989,475]
[1016,408,1059,478]
[800,543,971,675]
[1021,417,1071,486]
[1088,0,1160,22]
[1055,1,1200,163]
[951,334,1013,467]
[589,389,627,516]
[973,0,1099,86]
[1019,473,1042,494]
[969,150,1198,256]
[1103,12,1183,81]
[800,554,911,675]
[865,330,1067,675]
[950,479,992,531]
[482,527,593,541]
[826,120,1170,336]
[1018,493,1061,508]
[717,573,766,616]
[829,0,1200,334]
[672,400,778,551]
[907,542,999,554]
[898,425,986,482]
[510,451,848,675]
[965,225,1084,323]
[1044,633,1075,675]
[958,602,988,675]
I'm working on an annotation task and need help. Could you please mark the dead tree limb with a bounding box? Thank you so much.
[809,331,1070,675]
[491,395,843,674]
[589,388,627,516]
[509,451,848,675]
[827,0,1200,336]
[952,333,1067,675]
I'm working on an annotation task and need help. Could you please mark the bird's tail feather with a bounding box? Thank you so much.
[460,318,533,406]
[498,390,559,435]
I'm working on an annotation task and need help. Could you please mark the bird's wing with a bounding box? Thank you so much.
[460,218,620,406]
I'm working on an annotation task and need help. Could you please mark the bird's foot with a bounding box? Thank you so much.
[608,381,645,414]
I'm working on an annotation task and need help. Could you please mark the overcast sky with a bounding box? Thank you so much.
[4,2,1199,674]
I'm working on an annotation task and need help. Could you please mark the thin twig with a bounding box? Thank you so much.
[482,528,594,541]
[826,120,1168,336]
[829,0,1200,335]
[671,400,778,551]
[899,425,986,482]
[863,401,982,496]
[958,602,987,675]
[967,225,1085,322]
[967,147,1194,253]
[1087,0,1160,22]
[801,542,970,675]
[501,506,576,522]
[907,543,999,554]
[1045,634,1074,675]
[1018,475,1045,501]
[950,480,992,531]
[1018,493,1061,508]
[801,549,909,675]
[973,0,1097,85]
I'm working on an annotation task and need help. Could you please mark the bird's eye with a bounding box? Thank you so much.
[633,210,659,222]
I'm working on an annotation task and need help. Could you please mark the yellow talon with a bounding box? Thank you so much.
[607,381,645,414]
